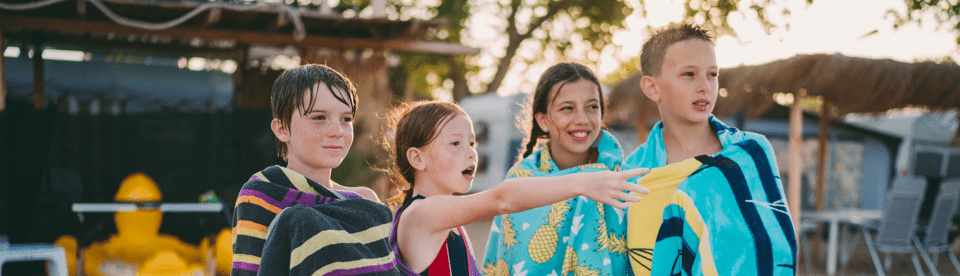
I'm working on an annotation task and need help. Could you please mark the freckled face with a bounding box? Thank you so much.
[283,83,355,170]
[419,113,478,195]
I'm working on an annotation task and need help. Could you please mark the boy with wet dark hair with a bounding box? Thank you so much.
[232,64,398,276]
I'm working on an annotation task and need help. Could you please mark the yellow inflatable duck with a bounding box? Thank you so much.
[81,173,209,276]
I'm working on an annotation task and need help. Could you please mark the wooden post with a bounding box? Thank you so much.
[0,27,6,112]
[816,100,830,211]
[32,32,44,109]
[788,89,805,238]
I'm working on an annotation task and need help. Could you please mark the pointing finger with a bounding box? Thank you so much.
[618,168,649,180]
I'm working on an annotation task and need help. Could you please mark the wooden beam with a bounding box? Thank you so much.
[815,100,830,212]
[204,8,222,28]
[3,31,239,56]
[32,32,45,109]
[0,15,480,56]
[273,13,289,31]
[77,0,87,19]
[0,27,5,112]
[788,89,804,238]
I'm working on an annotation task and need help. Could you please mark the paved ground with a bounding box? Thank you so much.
[465,218,960,275]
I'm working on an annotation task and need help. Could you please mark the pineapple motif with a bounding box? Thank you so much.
[482,259,511,276]
[528,201,570,263]
[576,163,608,170]
[595,202,628,254]
[507,166,534,179]
[562,246,601,276]
[562,246,577,275]
[501,215,518,250]
[539,144,554,172]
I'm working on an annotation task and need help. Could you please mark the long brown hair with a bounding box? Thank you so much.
[384,101,467,207]
[519,62,605,159]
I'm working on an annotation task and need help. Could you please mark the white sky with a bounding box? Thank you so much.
[601,0,960,76]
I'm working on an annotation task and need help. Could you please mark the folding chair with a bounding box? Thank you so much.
[797,219,818,273]
[854,176,929,276]
[0,235,69,276]
[913,178,960,275]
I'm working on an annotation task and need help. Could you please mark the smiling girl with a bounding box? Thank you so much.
[385,101,649,276]
[482,62,635,276]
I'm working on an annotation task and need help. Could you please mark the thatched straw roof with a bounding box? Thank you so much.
[606,53,960,128]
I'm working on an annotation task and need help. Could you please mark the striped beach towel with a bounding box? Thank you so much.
[627,139,797,275]
[231,165,398,276]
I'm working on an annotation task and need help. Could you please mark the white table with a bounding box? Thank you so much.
[72,203,223,213]
[72,203,223,222]
[801,209,882,276]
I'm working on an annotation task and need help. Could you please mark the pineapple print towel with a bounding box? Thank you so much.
[482,130,632,276]
[624,116,797,276]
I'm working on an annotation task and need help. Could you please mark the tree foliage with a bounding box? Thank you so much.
[479,0,630,96]
[890,0,960,45]
[382,0,633,102]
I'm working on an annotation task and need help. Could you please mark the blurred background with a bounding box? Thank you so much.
[2,0,960,275]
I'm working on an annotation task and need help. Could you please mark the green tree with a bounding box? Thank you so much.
[385,0,633,101]
[889,0,960,44]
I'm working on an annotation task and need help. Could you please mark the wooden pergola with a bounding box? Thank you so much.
[0,0,480,111]
[608,53,960,236]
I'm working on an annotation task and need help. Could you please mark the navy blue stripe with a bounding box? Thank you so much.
[707,155,773,275]
[656,216,696,275]
[681,237,695,276]
[738,140,798,267]
[656,217,685,242]
[448,230,470,275]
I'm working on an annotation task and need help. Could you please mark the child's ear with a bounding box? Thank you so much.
[271,118,291,143]
[640,75,660,102]
[407,147,427,171]
[533,112,549,133]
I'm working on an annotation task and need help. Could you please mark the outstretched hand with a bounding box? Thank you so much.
[577,168,650,209]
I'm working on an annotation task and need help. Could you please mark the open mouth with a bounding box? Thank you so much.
[461,165,476,179]
[569,131,589,142]
[693,100,710,111]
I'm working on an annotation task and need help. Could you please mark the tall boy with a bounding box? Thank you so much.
[625,24,797,275]
[232,64,397,276]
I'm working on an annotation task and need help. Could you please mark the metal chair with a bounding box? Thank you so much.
[0,235,69,276]
[855,176,930,276]
[797,219,819,274]
[913,178,960,275]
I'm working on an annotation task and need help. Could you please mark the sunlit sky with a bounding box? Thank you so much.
[615,0,960,71]
[464,0,960,97]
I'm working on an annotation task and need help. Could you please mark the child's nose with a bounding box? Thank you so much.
[573,109,589,124]
[325,123,344,137]
[696,76,710,93]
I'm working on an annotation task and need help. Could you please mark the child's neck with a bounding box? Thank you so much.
[661,118,722,164]
[286,162,335,190]
[550,145,597,170]
[411,183,445,198]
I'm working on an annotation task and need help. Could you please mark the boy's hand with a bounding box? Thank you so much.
[578,168,650,209]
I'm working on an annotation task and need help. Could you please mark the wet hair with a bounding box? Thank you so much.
[518,62,605,159]
[271,64,358,160]
[384,101,468,207]
[640,23,714,77]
